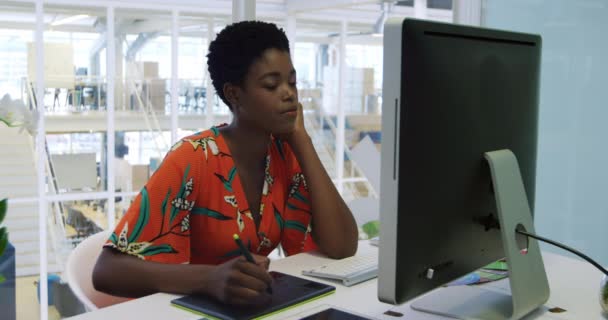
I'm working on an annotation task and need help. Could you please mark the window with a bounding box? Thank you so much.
[428,0,452,10]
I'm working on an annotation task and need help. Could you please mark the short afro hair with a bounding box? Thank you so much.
[207,20,290,108]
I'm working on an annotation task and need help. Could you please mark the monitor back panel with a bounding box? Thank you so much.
[379,18,541,304]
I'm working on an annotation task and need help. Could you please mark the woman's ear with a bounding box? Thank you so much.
[223,83,240,109]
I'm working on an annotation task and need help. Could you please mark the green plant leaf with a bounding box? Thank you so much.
[361,220,380,239]
[0,118,13,127]
[602,276,608,302]
[0,227,8,256]
[0,274,5,283]
[0,198,7,225]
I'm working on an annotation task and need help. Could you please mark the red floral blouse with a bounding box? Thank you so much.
[104,125,316,265]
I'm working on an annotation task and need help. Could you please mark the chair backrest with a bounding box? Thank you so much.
[65,230,130,311]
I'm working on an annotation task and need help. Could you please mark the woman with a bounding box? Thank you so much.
[92,20,358,306]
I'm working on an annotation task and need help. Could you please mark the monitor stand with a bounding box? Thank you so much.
[411,149,550,320]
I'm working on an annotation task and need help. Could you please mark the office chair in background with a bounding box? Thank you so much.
[65,230,129,311]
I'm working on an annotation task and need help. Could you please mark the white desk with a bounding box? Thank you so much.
[67,242,605,320]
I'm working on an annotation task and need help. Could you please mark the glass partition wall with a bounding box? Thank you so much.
[177,13,231,131]
[483,0,608,266]
[1,1,453,318]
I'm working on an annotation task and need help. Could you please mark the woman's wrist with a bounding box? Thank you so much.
[286,130,311,154]
[159,263,215,296]
[192,264,217,296]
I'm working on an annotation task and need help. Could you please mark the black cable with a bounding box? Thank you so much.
[516,229,608,276]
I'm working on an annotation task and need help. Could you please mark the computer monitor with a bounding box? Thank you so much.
[378,18,549,319]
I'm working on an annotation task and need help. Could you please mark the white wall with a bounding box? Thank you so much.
[483,0,608,264]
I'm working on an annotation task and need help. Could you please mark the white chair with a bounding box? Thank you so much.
[65,230,130,311]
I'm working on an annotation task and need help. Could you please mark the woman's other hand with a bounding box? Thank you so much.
[203,254,272,306]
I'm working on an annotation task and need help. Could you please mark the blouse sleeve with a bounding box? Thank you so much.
[104,140,200,264]
[279,143,318,256]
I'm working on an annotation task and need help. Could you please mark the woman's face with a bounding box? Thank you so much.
[230,48,299,134]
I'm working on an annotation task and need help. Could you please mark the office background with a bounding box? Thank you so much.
[0,1,451,319]
[0,0,606,319]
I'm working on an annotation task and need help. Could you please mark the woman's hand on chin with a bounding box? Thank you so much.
[277,102,309,145]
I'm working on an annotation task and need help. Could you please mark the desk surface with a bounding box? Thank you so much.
[66,242,605,320]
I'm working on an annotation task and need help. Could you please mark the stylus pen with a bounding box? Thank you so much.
[233,234,273,294]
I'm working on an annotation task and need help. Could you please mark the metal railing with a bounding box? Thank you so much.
[126,77,169,160]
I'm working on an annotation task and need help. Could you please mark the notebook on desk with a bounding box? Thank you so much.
[171,271,335,320]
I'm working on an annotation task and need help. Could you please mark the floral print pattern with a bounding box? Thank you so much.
[105,125,316,265]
